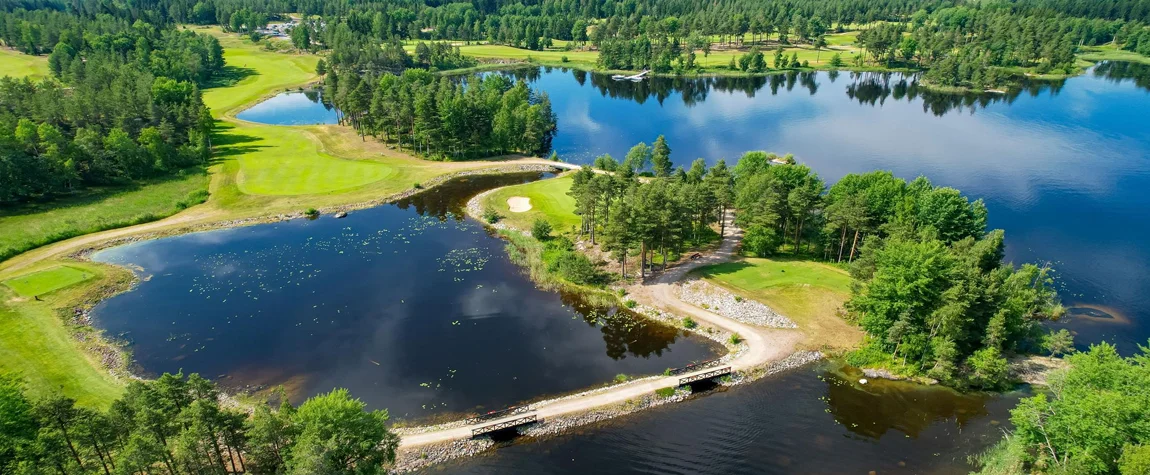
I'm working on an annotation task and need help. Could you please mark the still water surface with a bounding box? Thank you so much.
[97,62,1150,473]
[92,173,720,420]
[236,90,339,125]
[520,63,1150,353]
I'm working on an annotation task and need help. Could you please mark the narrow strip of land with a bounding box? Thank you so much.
[398,213,801,448]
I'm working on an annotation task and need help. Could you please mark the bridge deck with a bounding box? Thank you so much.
[470,414,539,437]
[678,366,732,385]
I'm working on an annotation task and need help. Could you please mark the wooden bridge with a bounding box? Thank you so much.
[678,366,732,385]
[667,358,724,376]
[470,414,539,437]
[464,405,532,424]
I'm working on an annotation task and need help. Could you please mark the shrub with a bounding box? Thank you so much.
[734,295,743,302]
[532,219,553,240]
[963,347,1009,389]
[662,368,673,376]
[617,288,627,297]
[682,317,697,329]
[655,387,676,398]
[743,225,782,256]
[624,299,637,309]
[552,251,599,284]
[829,53,844,67]
[413,182,422,189]
[561,55,569,63]
[482,207,502,224]
[614,374,629,383]
[304,207,319,217]
[729,333,743,345]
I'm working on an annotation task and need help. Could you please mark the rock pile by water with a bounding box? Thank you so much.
[393,438,494,473]
[676,279,797,329]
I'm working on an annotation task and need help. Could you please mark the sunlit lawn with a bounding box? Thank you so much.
[0,48,49,80]
[480,174,581,233]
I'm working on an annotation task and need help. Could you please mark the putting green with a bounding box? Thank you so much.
[4,266,95,297]
[229,124,396,195]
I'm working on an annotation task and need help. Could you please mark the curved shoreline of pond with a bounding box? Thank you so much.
[0,162,574,401]
[387,178,815,472]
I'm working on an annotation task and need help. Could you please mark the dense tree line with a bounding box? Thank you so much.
[564,145,1061,389]
[325,69,556,160]
[0,9,220,204]
[977,342,1150,475]
[0,371,398,474]
[567,138,733,280]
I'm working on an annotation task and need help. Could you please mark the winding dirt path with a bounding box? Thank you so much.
[399,213,801,449]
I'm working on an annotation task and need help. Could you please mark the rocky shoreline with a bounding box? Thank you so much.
[676,278,797,329]
[391,350,824,473]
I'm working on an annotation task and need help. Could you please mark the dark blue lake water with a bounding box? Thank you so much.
[236,90,339,125]
[91,173,720,420]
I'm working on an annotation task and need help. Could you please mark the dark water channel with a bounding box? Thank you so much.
[236,90,339,125]
[92,173,721,421]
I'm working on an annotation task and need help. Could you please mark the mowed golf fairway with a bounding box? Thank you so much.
[481,174,581,232]
[0,48,49,79]
[196,27,396,196]
[0,262,124,407]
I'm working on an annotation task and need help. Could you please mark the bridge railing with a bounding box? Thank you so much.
[678,366,732,385]
[667,358,724,376]
[471,414,539,437]
[464,405,532,425]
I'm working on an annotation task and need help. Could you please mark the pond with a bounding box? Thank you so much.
[91,173,722,421]
[513,62,1150,354]
[236,90,339,125]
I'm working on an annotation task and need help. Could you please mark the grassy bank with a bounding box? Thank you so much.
[0,48,49,79]
[694,257,861,353]
[0,28,556,406]
[0,261,131,408]
[479,174,580,233]
[0,171,209,262]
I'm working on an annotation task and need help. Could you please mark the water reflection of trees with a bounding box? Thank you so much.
[519,62,1149,117]
[560,291,698,361]
[393,172,548,221]
[820,367,991,440]
[1093,61,1150,91]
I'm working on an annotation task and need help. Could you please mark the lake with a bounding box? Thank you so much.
[236,90,339,125]
[517,62,1150,354]
[91,173,721,421]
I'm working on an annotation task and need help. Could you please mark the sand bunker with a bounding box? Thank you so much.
[507,197,532,213]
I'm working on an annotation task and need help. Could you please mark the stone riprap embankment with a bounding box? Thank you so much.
[676,279,797,329]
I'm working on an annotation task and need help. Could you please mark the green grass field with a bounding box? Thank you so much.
[695,257,862,352]
[0,262,126,408]
[0,48,49,80]
[480,174,581,233]
[0,171,209,262]
[3,266,94,296]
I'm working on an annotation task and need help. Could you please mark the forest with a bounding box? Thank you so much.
[0,8,222,204]
[564,142,1061,389]
[0,371,398,475]
[324,69,557,160]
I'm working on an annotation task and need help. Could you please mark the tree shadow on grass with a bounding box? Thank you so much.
[204,65,258,90]
[0,168,209,218]
[690,259,754,280]
[210,121,267,163]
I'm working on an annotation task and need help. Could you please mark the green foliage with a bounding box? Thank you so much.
[304,207,319,217]
[743,225,783,256]
[614,374,629,383]
[729,333,743,345]
[982,343,1150,475]
[655,387,677,398]
[964,347,1010,390]
[532,218,553,240]
[0,371,399,475]
[682,316,697,329]
[624,299,637,308]
[327,70,556,159]
[1042,329,1076,356]
[483,207,502,224]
